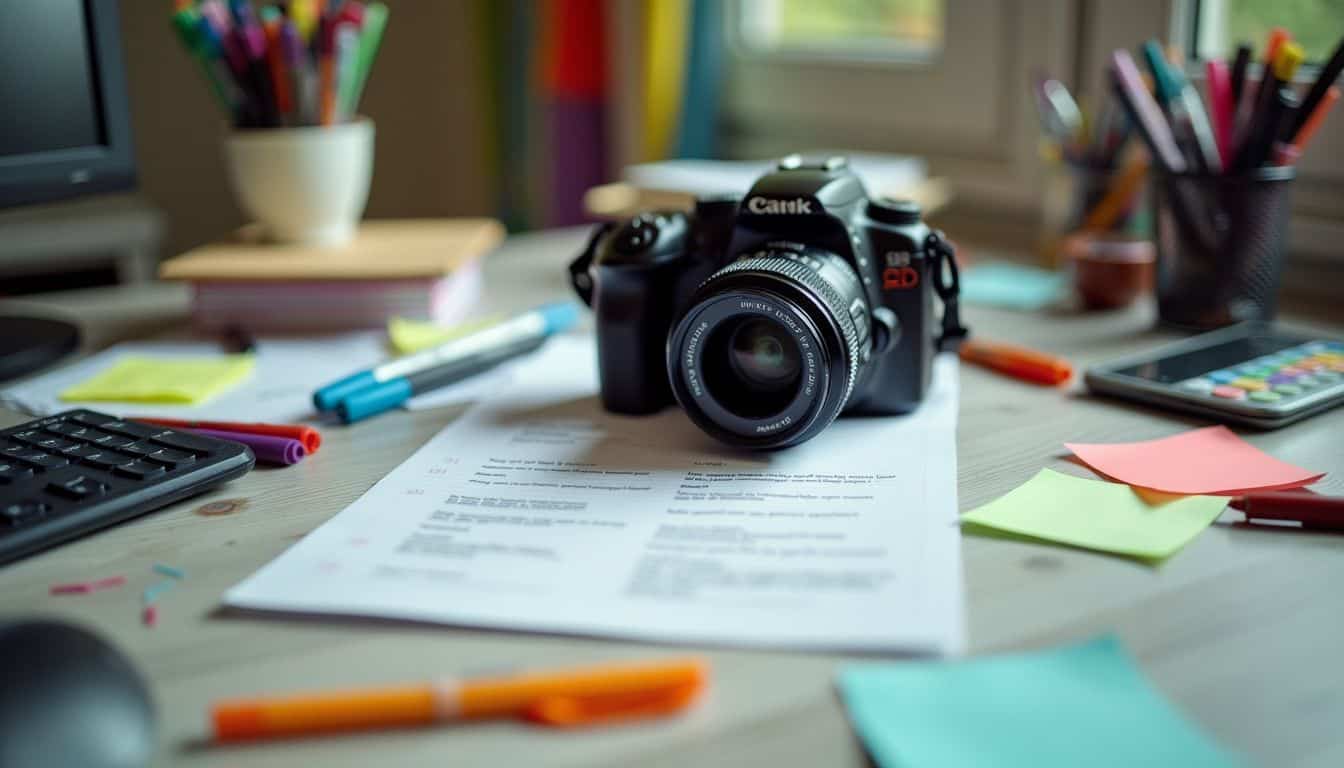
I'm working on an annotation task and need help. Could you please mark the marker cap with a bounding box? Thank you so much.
[337,378,413,423]
[537,302,581,335]
[1273,43,1305,82]
[313,371,378,411]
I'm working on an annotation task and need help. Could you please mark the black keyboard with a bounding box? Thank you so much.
[0,409,254,566]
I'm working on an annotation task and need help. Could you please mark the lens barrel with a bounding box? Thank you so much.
[667,246,870,449]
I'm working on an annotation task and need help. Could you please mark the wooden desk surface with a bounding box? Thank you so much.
[2,228,1342,767]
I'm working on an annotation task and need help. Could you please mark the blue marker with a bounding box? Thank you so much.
[313,302,581,418]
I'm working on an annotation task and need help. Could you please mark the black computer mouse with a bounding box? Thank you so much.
[0,619,156,768]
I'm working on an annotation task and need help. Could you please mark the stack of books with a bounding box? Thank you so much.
[159,219,504,332]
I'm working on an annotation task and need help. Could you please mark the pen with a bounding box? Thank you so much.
[1109,50,1186,174]
[1282,34,1344,143]
[1142,41,1217,173]
[1205,59,1235,169]
[199,1,244,77]
[1228,44,1252,106]
[260,9,293,124]
[958,339,1073,386]
[1038,79,1084,144]
[1231,491,1344,530]
[313,302,581,411]
[1275,86,1340,165]
[1234,28,1291,161]
[334,22,360,123]
[317,12,337,125]
[231,0,277,127]
[134,418,322,454]
[348,2,389,116]
[1082,154,1148,232]
[211,657,708,741]
[280,20,315,126]
[336,334,545,423]
[170,8,235,117]
[1239,43,1304,171]
[290,0,319,46]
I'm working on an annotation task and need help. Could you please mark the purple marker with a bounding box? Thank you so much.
[191,428,306,466]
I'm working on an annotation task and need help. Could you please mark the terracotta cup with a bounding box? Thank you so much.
[1060,232,1155,310]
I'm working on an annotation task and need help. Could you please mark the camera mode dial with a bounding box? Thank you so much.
[866,197,921,226]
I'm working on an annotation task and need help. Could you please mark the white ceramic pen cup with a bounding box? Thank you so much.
[224,117,374,246]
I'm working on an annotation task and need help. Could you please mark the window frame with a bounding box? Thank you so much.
[721,0,1080,215]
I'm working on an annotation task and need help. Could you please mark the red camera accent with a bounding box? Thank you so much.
[882,266,919,290]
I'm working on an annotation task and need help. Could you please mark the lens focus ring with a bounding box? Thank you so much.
[698,250,867,413]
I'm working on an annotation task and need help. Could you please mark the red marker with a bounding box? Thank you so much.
[133,418,321,454]
[959,339,1073,386]
[1232,490,1344,530]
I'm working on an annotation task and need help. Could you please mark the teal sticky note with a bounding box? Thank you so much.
[838,636,1239,768]
[960,263,1066,310]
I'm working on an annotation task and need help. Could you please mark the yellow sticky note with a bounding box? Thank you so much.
[387,316,499,355]
[60,356,255,405]
[961,469,1228,563]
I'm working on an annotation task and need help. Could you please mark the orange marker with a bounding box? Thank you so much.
[212,658,707,741]
[959,338,1073,386]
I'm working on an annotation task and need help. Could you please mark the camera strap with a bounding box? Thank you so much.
[569,223,614,307]
[925,230,969,352]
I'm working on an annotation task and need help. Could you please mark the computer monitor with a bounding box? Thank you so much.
[0,0,135,381]
[0,0,135,208]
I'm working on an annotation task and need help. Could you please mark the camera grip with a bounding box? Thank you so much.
[591,262,681,414]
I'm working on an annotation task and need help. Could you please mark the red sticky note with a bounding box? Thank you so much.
[1065,426,1325,495]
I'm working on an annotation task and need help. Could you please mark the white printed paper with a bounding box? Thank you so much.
[227,336,965,654]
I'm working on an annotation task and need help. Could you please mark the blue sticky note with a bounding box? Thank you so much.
[837,636,1239,768]
[960,263,1066,310]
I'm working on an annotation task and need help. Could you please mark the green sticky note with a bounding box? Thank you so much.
[60,356,255,405]
[961,469,1227,562]
[838,635,1240,768]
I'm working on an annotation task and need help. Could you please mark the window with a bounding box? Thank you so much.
[737,0,944,60]
[723,0,1078,213]
[1194,0,1344,63]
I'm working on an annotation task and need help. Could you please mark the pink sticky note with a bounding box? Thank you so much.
[1065,426,1325,495]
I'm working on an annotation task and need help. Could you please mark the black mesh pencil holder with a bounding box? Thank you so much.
[1151,166,1294,330]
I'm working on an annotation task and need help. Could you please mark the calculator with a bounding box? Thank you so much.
[0,410,254,566]
[1085,323,1344,429]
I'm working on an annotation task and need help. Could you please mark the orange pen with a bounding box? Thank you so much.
[1278,86,1340,164]
[1082,155,1149,232]
[212,658,707,741]
[959,338,1073,386]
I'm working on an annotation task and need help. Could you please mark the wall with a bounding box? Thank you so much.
[118,0,495,259]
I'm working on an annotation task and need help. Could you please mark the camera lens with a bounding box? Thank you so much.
[667,246,871,449]
[701,316,803,418]
[729,318,801,391]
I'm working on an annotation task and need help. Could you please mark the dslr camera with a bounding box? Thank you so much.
[569,155,966,449]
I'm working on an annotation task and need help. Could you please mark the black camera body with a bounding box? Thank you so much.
[570,155,965,449]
